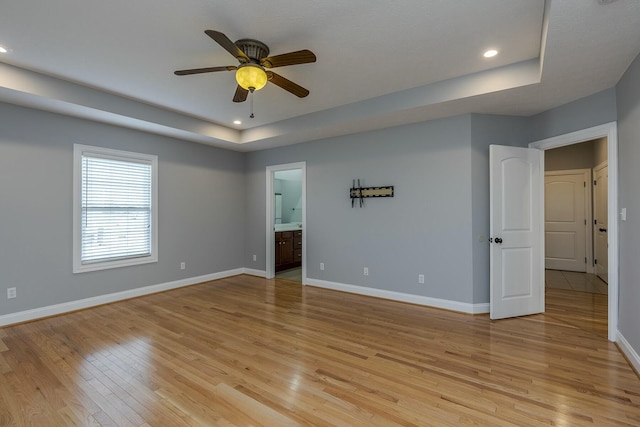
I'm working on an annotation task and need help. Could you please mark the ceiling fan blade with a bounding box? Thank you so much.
[233,85,249,103]
[205,30,249,63]
[174,66,236,76]
[261,50,316,68]
[267,71,310,98]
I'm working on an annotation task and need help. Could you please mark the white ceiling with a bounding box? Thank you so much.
[1,0,640,151]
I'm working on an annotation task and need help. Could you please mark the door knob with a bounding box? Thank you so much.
[494,237,503,244]
[599,228,607,232]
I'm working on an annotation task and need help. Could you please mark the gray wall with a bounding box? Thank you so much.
[0,103,245,316]
[246,116,480,303]
[616,51,640,354]
[528,88,617,142]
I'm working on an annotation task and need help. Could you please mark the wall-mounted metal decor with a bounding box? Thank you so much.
[350,179,394,207]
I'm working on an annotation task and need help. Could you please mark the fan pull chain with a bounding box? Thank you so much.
[249,88,255,119]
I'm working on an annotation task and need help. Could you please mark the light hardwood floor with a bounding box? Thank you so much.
[0,275,638,426]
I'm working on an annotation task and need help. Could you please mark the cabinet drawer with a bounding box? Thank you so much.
[281,231,293,239]
[294,249,302,260]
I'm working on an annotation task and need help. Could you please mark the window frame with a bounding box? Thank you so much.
[73,144,158,273]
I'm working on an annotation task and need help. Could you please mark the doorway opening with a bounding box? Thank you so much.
[544,137,608,295]
[530,122,618,341]
[265,162,306,283]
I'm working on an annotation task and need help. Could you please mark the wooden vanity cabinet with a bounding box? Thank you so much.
[275,230,302,272]
[293,230,302,265]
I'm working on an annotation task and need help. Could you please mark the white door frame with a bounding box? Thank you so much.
[530,122,618,341]
[265,162,307,282]
[593,161,609,282]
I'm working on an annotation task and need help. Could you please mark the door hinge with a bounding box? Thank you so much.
[584,219,587,225]
[595,259,598,265]
[584,181,586,187]
[594,219,597,225]
[594,180,597,185]
[585,257,587,263]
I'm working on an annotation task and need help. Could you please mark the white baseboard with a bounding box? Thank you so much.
[242,268,266,277]
[306,278,489,314]
[0,268,245,327]
[616,331,640,375]
[0,271,488,327]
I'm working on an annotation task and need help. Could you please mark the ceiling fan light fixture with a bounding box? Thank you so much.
[235,63,268,91]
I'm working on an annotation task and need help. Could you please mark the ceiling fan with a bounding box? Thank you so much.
[175,30,316,103]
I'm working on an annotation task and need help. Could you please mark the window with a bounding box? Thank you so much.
[73,144,157,273]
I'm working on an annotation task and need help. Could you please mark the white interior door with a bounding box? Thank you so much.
[490,145,544,320]
[593,162,608,283]
[544,170,589,272]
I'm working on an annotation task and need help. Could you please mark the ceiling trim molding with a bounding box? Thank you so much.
[0,57,541,151]
[0,62,241,148]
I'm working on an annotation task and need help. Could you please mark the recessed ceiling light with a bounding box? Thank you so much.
[233,120,242,125]
[483,49,498,58]
[0,45,9,54]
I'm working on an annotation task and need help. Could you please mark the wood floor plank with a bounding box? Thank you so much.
[0,276,639,426]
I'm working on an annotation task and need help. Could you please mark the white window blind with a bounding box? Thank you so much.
[73,145,157,273]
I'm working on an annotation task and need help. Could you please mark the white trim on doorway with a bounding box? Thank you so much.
[530,122,618,341]
[265,162,307,283]
[592,160,609,282]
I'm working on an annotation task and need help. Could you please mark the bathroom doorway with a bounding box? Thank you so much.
[265,162,306,283]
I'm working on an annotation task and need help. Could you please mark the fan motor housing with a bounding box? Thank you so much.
[235,39,269,62]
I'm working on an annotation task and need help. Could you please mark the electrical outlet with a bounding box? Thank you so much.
[180,262,186,270]
[418,274,425,284]
[253,254,257,261]
[7,287,16,299]
[364,267,369,276]
[320,262,325,271]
